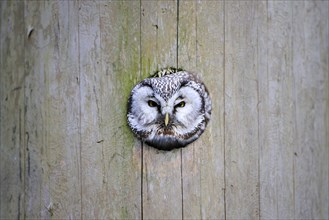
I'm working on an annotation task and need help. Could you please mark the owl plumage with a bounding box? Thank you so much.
[127,68,211,151]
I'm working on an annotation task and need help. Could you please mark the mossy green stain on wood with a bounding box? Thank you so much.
[106,2,141,149]
[120,206,129,219]
[2,1,328,219]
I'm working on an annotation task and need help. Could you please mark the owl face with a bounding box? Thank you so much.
[127,70,211,151]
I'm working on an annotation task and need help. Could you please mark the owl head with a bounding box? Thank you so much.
[127,68,211,151]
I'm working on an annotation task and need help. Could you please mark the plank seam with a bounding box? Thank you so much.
[23,1,27,218]
[256,2,261,219]
[77,1,83,219]
[223,1,227,219]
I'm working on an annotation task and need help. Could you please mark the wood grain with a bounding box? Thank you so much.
[0,1,328,219]
[259,1,295,218]
[293,1,329,219]
[79,1,141,218]
[0,1,25,219]
[224,1,260,218]
[99,1,142,218]
[24,1,81,218]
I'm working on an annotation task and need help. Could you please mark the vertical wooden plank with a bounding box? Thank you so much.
[178,0,197,70]
[24,1,81,218]
[257,2,269,218]
[46,1,81,218]
[293,1,329,219]
[80,1,141,218]
[258,1,296,219]
[141,1,182,219]
[141,1,178,73]
[179,1,225,219]
[78,2,103,218]
[100,1,142,218]
[0,1,25,218]
[24,1,48,217]
[224,1,260,219]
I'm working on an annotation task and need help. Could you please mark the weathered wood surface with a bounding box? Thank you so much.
[79,1,141,219]
[225,1,261,218]
[0,1,25,219]
[0,1,328,219]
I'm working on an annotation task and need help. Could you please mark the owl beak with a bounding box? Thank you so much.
[164,112,170,126]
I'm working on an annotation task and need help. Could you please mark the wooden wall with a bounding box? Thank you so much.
[1,1,328,219]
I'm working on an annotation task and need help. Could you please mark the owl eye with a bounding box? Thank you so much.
[175,101,186,108]
[148,100,158,107]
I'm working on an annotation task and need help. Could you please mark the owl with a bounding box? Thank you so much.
[127,68,211,151]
